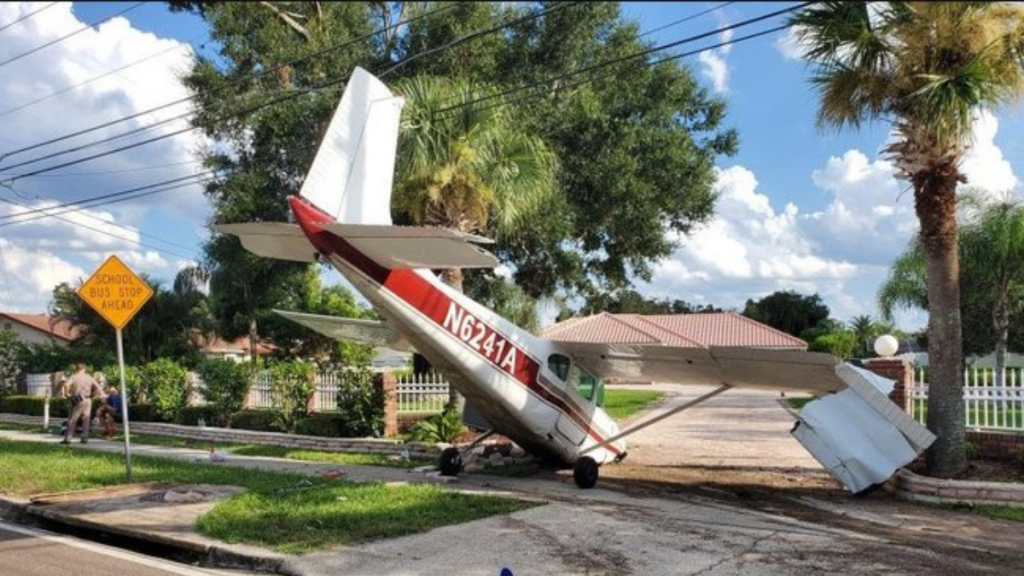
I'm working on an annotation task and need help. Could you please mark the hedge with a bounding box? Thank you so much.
[176,405,227,427]
[294,412,345,437]
[228,409,282,432]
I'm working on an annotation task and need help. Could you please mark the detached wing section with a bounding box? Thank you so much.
[274,310,412,351]
[314,223,498,269]
[213,223,316,263]
[559,341,845,394]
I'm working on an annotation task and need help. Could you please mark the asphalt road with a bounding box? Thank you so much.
[0,522,248,576]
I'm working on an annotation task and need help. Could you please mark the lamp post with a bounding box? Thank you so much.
[874,334,899,358]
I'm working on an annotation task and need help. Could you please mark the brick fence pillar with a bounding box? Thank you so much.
[244,384,257,409]
[863,358,914,414]
[379,372,398,438]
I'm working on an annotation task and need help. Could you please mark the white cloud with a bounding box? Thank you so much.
[961,111,1019,196]
[698,28,733,93]
[0,238,85,312]
[0,2,209,311]
[775,25,809,61]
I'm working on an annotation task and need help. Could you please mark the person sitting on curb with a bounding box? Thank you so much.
[98,386,122,440]
[61,363,105,445]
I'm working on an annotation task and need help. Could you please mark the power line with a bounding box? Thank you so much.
[0,2,58,35]
[0,193,201,260]
[0,1,461,163]
[0,172,217,224]
[0,158,202,179]
[436,2,812,115]
[639,2,736,38]
[0,2,581,181]
[0,32,207,120]
[0,2,144,70]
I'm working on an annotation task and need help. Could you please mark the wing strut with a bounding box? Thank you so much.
[580,384,731,457]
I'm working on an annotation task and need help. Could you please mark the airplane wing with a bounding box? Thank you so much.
[315,223,498,269]
[557,341,845,394]
[273,309,413,351]
[212,223,316,263]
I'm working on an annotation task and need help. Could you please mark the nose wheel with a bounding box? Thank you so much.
[572,456,599,489]
[438,447,463,476]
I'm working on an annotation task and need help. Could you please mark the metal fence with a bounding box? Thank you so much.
[212,370,450,414]
[395,372,449,414]
[912,366,1024,432]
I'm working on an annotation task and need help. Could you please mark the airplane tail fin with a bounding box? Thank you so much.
[300,67,405,225]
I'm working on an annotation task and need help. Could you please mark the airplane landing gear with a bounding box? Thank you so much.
[438,447,463,476]
[573,456,599,489]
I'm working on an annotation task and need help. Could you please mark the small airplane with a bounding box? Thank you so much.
[216,67,936,493]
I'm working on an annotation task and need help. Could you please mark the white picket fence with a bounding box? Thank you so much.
[241,370,450,414]
[912,366,1024,431]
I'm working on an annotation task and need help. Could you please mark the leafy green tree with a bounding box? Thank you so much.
[742,291,830,339]
[334,366,385,437]
[466,273,542,333]
[575,289,723,317]
[792,2,1024,476]
[808,331,859,360]
[194,358,253,425]
[269,360,316,432]
[142,358,189,422]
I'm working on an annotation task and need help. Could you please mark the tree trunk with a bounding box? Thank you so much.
[439,267,465,413]
[993,282,1010,389]
[248,311,259,369]
[914,172,966,478]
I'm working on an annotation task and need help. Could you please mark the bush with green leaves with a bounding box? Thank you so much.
[142,358,188,422]
[229,409,282,432]
[334,367,384,437]
[194,359,252,426]
[0,329,25,399]
[808,331,859,360]
[409,409,465,444]
[102,364,144,403]
[18,341,114,375]
[269,361,315,433]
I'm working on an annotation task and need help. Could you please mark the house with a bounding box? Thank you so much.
[0,312,79,347]
[540,312,807,349]
[194,333,275,363]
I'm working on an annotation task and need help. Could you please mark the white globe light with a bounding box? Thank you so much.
[874,334,899,358]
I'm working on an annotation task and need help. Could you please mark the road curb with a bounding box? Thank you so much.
[0,494,286,573]
[887,468,1024,508]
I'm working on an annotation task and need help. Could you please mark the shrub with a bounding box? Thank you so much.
[335,367,384,437]
[294,412,344,437]
[0,395,69,418]
[102,364,144,403]
[228,409,282,432]
[808,332,859,360]
[18,342,114,375]
[0,329,25,398]
[409,409,465,444]
[142,359,188,422]
[965,441,980,460]
[129,403,163,422]
[194,359,252,419]
[176,405,227,427]
[268,361,315,433]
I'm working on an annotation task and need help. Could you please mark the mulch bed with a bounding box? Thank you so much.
[908,457,1024,483]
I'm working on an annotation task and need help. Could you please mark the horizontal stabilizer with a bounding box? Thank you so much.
[315,223,498,269]
[213,223,316,263]
[273,309,412,351]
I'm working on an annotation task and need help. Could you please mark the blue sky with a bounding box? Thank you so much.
[1,2,1021,333]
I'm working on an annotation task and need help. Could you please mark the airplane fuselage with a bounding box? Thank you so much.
[289,196,626,466]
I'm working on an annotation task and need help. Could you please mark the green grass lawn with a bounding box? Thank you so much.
[786,396,815,411]
[602,389,665,421]
[0,438,536,553]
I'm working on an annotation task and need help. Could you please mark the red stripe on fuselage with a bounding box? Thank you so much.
[287,196,620,455]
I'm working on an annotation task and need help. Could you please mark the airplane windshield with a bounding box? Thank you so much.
[567,363,598,402]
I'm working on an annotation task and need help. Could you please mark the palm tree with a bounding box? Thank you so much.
[392,75,558,293]
[791,2,1024,477]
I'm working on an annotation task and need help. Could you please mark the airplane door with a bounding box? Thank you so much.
[545,354,589,446]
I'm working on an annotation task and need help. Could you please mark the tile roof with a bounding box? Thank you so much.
[540,312,807,349]
[0,312,80,341]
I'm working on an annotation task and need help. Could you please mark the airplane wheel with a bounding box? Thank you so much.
[438,447,463,476]
[573,456,599,489]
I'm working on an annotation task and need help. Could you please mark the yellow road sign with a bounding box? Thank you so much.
[77,255,154,329]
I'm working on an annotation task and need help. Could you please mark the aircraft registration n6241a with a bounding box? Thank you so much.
[217,67,936,492]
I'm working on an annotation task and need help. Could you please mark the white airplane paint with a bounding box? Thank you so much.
[217,67,936,492]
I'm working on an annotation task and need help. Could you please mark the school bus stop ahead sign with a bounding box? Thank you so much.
[77,255,153,329]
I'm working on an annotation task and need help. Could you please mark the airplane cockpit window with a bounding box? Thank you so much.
[567,363,598,402]
[547,354,571,381]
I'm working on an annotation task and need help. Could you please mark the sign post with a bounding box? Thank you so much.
[77,255,153,482]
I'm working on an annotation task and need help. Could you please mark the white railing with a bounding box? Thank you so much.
[396,372,449,414]
[195,370,451,414]
[912,366,1024,431]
